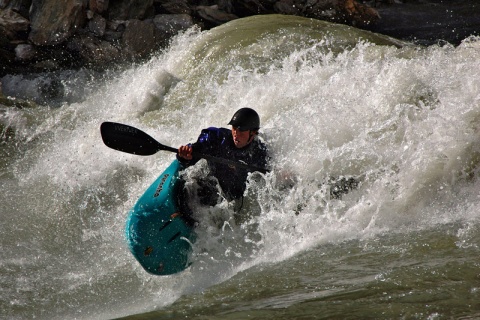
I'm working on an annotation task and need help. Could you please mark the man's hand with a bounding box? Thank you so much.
[178,145,193,160]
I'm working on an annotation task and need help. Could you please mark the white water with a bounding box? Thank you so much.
[2,15,480,319]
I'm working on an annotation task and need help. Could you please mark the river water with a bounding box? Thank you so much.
[1,15,480,320]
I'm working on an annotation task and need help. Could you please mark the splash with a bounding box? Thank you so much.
[1,14,480,320]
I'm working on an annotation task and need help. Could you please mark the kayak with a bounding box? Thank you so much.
[125,159,195,275]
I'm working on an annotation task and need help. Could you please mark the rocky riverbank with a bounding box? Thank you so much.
[0,0,378,77]
[0,0,479,78]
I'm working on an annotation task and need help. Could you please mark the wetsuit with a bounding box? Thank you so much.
[176,127,269,223]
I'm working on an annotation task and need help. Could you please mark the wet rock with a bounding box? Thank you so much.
[0,0,384,76]
[232,0,273,16]
[89,0,109,14]
[108,0,154,20]
[14,43,36,61]
[273,0,302,16]
[156,0,192,15]
[29,0,87,45]
[0,8,29,40]
[67,33,121,65]
[338,0,379,27]
[88,12,107,37]
[0,0,31,18]
[196,5,238,26]
[107,19,126,32]
[103,30,122,42]
[32,59,62,72]
[122,19,158,59]
[153,14,194,39]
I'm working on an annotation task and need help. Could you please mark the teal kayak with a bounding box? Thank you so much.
[125,160,195,275]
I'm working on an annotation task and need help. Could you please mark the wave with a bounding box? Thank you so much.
[1,14,480,320]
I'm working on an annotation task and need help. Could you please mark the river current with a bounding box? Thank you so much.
[1,15,480,319]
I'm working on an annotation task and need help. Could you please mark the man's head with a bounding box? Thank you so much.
[228,108,260,148]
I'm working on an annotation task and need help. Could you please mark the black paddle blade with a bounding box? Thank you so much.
[100,122,177,156]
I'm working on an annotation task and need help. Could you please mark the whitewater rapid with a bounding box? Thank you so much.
[1,15,480,319]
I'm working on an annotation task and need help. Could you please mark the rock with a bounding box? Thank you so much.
[29,0,87,45]
[303,0,337,20]
[14,43,37,61]
[217,0,235,13]
[103,30,122,42]
[273,0,302,16]
[88,12,107,37]
[285,0,379,27]
[122,19,158,59]
[232,0,273,16]
[337,0,379,27]
[155,0,191,15]
[196,5,239,26]
[153,14,194,38]
[0,0,31,18]
[32,59,62,72]
[67,33,121,65]
[89,0,109,14]
[107,19,126,32]
[108,0,154,20]
[86,10,94,20]
[0,8,29,40]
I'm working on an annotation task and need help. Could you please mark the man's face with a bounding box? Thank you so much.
[232,126,252,148]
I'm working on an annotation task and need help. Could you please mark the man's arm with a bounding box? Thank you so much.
[176,128,220,166]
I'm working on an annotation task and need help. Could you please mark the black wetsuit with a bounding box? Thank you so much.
[176,127,269,224]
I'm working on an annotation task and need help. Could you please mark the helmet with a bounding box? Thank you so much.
[228,108,260,131]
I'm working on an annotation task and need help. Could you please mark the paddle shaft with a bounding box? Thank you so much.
[100,122,269,174]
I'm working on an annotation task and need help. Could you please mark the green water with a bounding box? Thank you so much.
[2,14,480,320]
[122,224,480,319]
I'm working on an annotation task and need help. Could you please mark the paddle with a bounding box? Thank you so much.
[100,122,269,174]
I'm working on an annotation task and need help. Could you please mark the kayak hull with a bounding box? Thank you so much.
[125,160,195,275]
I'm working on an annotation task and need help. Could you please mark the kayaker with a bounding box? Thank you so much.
[176,107,269,225]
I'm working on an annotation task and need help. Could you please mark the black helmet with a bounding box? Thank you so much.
[228,108,260,131]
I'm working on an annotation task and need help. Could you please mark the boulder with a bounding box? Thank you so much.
[122,19,158,59]
[155,0,191,15]
[232,0,273,16]
[67,33,121,65]
[195,5,239,26]
[0,0,31,18]
[88,12,107,37]
[0,8,29,40]
[273,0,302,16]
[108,0,154,20]
[89,0,108,14]
[153,13,194,38]
[15,43,37,61]
[29,0,87,45]
[338,0,379,27]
